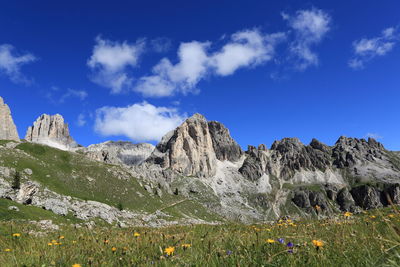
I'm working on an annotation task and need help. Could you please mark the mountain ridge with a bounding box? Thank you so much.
[0,95,399,225]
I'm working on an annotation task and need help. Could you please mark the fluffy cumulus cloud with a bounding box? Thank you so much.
[134,29,286,97]
[94,102,186,141]
[0,44,37,83]
[282,8,331,70]
[87,36,145,94]
[349,27,399,69]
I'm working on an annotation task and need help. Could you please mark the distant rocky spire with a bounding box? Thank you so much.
[25,114,77,150]
[0,96,20,141]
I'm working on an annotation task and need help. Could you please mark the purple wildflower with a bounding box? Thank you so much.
[226,250,233,256]
[278,238,285,244]
[287,242,294,248]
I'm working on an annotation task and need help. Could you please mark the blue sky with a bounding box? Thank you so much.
[0,0,399,150]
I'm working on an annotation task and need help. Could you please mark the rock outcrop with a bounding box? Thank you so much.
[239,138,332,181]
[332,136,385,168]
[25,114,77,150]
[0,96,20,141]
[208,121,243,162]
[148,114,243,177]
[149,114,217,177]
[84,141,154,166]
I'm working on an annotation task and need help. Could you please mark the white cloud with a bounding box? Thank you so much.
[87,36,145,94]
[94,102,186,142]
[0,44,37,83]
[283,8,331,70]
[60,89,88,103]
[349,27,399,69]
[77,113,87,127]
[134,29,285,97]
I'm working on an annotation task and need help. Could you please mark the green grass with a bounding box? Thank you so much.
[0,199,81,224]
[0,142,220,221]
[1,207,400,266]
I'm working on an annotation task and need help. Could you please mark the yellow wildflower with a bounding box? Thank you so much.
[112,247,117,252]
[12,233,21,237]
[51,240,57,243]
[181,244,191,249]
[370,215,376,219]
[48,243,53,246]
[344,211,352,217]
[164,246,175,256]
[388,214,395,218]
[312,240,324,247]
[4,248,11,252]
[72,240,77,244]
[134,232,140,237]
[59,235,65,239]
[72,264,82,267]
[266,239,276,244]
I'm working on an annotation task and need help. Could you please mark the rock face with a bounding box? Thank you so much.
[25,114,77,150]
[332,136,385,168]
[239,138,332,181]
[148,114,243,177]
[208,121,243,162]
[84,141,155,166]
[149,114,217,177]
[0,96,20,141]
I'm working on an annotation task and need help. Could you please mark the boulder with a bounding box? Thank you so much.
[350,185,383,209]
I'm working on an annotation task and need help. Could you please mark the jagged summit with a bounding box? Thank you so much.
[84,141,155,166]
[148,113,243,177]
[0,96,20,141]
[25,114,77,150]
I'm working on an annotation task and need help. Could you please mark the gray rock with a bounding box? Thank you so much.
[0,96,20,141]
[84,141,154,166]
[208,121,243,162]
[337,187,358,212]
[332,136,385,168]
[384,183,400,204]
[25,114,77,150]
[350,185,383,210]
[8,206,19,211]
[292,190,311,209]
[16,182,39,204]
[148,113,218,177]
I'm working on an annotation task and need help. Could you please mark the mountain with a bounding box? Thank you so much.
[25,114,78,150]
[1,99,400,225]
[82,141,155,166]
[0,96,19,141]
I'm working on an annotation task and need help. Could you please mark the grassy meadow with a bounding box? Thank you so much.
[1,207,400,266]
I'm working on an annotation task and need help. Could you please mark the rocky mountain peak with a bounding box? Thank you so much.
[271,138,304,153]
[332,136,385,168]
[0,96,20,141]
[25,114,77,150]
[84,141,155,166]
[148,113,242,177]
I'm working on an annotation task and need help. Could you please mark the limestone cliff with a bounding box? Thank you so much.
[25,114,77,150]
[0,96,20,141]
